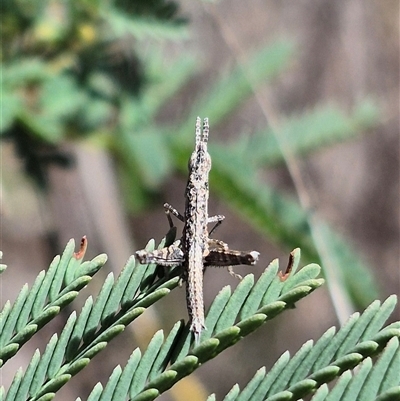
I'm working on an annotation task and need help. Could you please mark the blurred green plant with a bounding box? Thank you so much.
[1,0,186,186]
[1,0,380,314]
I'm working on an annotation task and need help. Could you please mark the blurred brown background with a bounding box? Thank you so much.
[1,1,399,400]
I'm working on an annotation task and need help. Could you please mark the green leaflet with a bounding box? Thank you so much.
[129,331,166,398]
[214,274,255,333]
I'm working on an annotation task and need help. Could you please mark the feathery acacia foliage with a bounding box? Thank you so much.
[1,238,399,400]
[206,296,400,401]
[2,238,325,400]
[1,237,176,400]
[0,238,106,367]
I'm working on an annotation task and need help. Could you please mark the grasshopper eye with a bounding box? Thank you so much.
[188,153,196,171]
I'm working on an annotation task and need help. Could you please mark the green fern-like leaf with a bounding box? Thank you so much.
[0,239,106,367]
[75,249,323,400]
[5,237,395,401]
[214,296,399,401]
[309,337,400,401]
[1,236,182,400]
